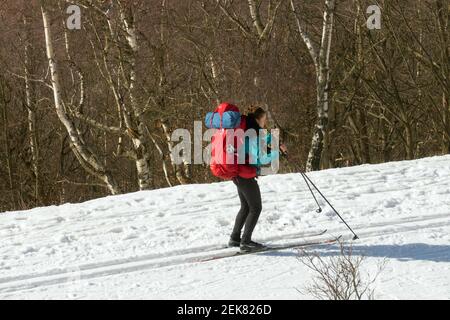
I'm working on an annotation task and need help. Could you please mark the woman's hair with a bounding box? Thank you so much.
[248,106,266,120]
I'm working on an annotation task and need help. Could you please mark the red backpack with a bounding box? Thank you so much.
[206,103,257,180]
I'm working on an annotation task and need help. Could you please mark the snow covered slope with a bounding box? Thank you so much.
[1,156,450,299]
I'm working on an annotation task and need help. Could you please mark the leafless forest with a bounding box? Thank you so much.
[0,0,448,212]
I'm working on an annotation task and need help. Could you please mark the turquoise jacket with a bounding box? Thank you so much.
[245,132,279,174]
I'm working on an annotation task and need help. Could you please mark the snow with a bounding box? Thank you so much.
[1,155,450,299]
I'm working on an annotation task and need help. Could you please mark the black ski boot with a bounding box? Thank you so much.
[240,240,266,253]
[228,238,241,248]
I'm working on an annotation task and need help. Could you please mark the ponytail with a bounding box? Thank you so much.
[247,105,266,120]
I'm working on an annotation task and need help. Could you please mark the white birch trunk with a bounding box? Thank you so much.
[291,0,336,171]
[146,125,172,187]
[248,0,265,36]
[23,13,40,204]
[160,120,189,185]
[209,53,221,104]
[247,0,282,41]
[40,1,121,195]
[119,6,153,190]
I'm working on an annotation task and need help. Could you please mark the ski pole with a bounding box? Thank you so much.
[282,151,322,213]
[300,171,323,213]
[301,172,359,240]
[281,151,359,240]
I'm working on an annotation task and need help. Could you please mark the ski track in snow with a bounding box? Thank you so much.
[0,155,450,299]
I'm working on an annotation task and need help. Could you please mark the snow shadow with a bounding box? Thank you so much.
[262,243,450,263]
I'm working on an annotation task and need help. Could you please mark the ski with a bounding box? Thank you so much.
[201,229,328,255]
[199,235,342,263]
[284,228,327,240]
[254,228,327,244]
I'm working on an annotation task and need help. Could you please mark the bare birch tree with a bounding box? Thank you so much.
[40,0,121,194]
[23,7,41,205]
[290,0,336,171]
[116,2,154,190]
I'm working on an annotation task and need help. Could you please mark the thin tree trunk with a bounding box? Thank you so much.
[355,0,371,164]
[290,0,336,171]
[119,4,153,190]
[404,122,415,160]
[148,128,173,187]
[443,92,450,153]
[209,53,221,104]
[0,84,15,207]
[358,110,371,163]
[40,1,121,195]
[248,0,265,36]
[24,13,41,205]
[305,0,336,171]
[436,0,449,153]
[160,119,189,184]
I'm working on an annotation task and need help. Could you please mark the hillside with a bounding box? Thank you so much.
[1,156,450,299]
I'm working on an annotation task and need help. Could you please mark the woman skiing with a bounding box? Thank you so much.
[205,103,287,252]
[228,107,287,252]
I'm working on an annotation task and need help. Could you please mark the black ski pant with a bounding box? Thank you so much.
[230,176,262,244]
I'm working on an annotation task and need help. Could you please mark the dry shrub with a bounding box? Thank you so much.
[298,240,386,300]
